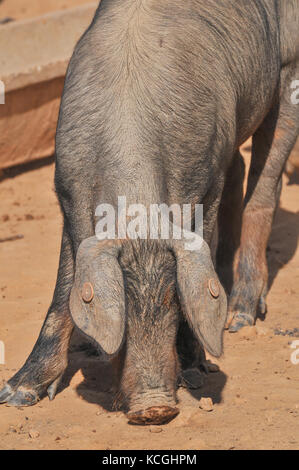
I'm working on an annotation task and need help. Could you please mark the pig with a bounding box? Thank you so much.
[1,0,298,424]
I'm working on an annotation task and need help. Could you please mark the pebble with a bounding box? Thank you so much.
[28,430,40,439]
[150,427,163,434]
[199,397,214,412]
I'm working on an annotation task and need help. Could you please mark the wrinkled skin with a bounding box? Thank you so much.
[1,0,298,424]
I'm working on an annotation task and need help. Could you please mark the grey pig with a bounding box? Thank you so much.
[1,0,298,425]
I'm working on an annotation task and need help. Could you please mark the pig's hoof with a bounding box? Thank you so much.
[0,372,63,407]
[0,384,39,406]
[224,310,235,329]
[47,375,63,401]
[0,384,14,403]
[180,368,205,389]
[0,17,14,25]
[5,389,39,407]
[228,313,254,332]
[258,295,267,316]
[200,360,220,374]
[127,406,179,425]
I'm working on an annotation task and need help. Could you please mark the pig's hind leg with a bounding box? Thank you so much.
[216,150,245,296]
[228,63,299,332]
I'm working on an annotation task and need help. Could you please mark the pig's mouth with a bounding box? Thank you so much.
[127,405,179,425]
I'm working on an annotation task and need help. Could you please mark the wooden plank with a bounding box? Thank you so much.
[0,3,98,169]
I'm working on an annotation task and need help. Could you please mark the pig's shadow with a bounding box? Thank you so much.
[263,206,299,316]
[59,331,117,411]
[218,205,299,321]
[184,368,227,405]
[58,330,227,410]
[253,205,299,321]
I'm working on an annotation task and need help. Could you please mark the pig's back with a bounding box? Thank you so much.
[56,0,281,205]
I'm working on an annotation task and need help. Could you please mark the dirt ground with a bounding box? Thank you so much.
[0,144,298,450]
[0,0,95,20]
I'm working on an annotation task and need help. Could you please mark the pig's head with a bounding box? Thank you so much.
[70,236,227,425]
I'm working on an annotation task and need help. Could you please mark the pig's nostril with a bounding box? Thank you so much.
[127,406,179,425]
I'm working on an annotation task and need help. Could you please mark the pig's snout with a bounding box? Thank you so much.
[126,390,179,425]
[127,405,179,425]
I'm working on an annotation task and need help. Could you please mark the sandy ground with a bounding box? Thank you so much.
[0,0,96,20]
[0,145,298,450]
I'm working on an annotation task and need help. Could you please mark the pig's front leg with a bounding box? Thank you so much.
[0,229,74,406]
[177,321,219,390]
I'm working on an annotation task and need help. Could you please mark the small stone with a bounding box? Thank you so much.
[29,430,40,439]
[150,427,163,433]
[199,397,214,412]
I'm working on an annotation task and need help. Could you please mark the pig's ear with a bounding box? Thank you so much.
[70,237,126,356]
[173,240,227,357]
